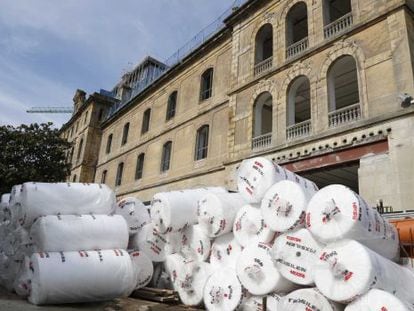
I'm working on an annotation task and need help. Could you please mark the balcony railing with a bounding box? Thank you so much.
[252,133,272,151]
[286,120,311,140]
[254,57,273,77]
[286,37,309,59]
[328,103,361,128]
[324,13,353,39]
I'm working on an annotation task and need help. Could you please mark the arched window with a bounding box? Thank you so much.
[253,92,273,138]
[77,138,84,162]
[142,109,151,134]
[116,162,124,186]
[122,122,130,145]
[195,125,209,161]
[160,141,172,172]
[135,153,145,180]
[200,68,213,101]
[166,91,177,120]
[101,170,107,184]
[287,76,311,125]
[286,2,308,58]
[106,134,113,154]
[255,24,273,74]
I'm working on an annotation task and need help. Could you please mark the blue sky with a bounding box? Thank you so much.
[0,0,237,127]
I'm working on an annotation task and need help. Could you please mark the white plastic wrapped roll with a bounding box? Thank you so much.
[261,180,316,232]
[151,187,226,233]
[204,268,249,311]
[29,249,135,305]
[306,184,399,261]
[115,197,150,235]
[0,193,11,223]
[345,289,413,311]
[181,224,211,261]
[237,242,296,295]
[237,157,317,203]
[279,288,344,311]
[242,293,282,311]
[0,193,10,205]
[314,240,414,304]
[165,253,192,290]
[197,192,246,238]
[13,256,31,297]
[176,261,214,306]
[30,215,129,252]
[9,185,22,225]
[19,182,115,228]
[210,232,242,269]
[129,250,153,289]
[272,228,325,285]
[233,205,276,248]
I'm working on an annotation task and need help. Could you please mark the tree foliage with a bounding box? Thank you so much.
[0,123,71,195]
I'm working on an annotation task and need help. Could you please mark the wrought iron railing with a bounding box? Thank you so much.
[254,56,273,77]
[252,133,272,151]
[324,13,353,39]
[286,120,311,140]
[286,37,309,59]
[328,103,361,128]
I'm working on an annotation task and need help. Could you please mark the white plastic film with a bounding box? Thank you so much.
[181,224,211,261]
[13,256,31,297]
[279,288,344,311]
[165,253,192,290]
[210,232,242,269]
[242,293,282,311]
[129,250,154,289]
[345,289,414,311]
[115,197,150,235]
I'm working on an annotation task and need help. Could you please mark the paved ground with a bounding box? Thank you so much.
[0,287,200,311]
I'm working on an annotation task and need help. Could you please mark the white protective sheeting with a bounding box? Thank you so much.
[233,205,276,248]
[279,288,344,311]
[197,192,246,238]
[313,240,414,304]
[151,187,226,234]
[13,256,31,297]
[30,215,129,252]
[306,184,399,261]
[210,232,242,269]
[19,182,115,228]
[165,253,192,290]
[29,250,135,305]
[129,250,154,289]
[0,193,11,223]
[242,293,282,311]
[9,185,22,225]
[181,224,211,261]
[272,228,325,285]
[115,197,150,235]
[261,180,316,232]
[237,157,317,203]
[204,268,249,311]
[345,289,414,311]
[237,242,296,295]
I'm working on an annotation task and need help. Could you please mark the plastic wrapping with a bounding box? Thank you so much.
[0,193,11,223]
[204,268,249,311]
[306,184,399,261]
[197,192,246,238]
[233,204,276,248]
[237,157,317,203]
[129,250,154,289]
[242,293,282,311]
[279,288,344,311]
[165,253,192,290]
[115,197,150,235]
[29,250,135,305]
[345,289,413,311]
[236,242,296,295]
[19,182,115,228]
[151,187,226,233]
[313,239,414,304]
[30,215,129,252]
[261,180,316,232]
[272,228,325,285]
[13,256,31,297]
[210,232,242,269]
[181,224,211,261]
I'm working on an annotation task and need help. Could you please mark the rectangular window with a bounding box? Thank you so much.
[106,134,113,154]
[200,68,214,101]
[122,123,130,145]
[116,163,124,186]
[141,109,151,134]
[161,142,172,172]
[135,153,145,180]
[166,92,177,120]
[101,170,107,184]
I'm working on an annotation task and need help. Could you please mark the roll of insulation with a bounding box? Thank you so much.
[29,249,135,305]
[0,193,11,223]
[13,256,31,297]
[30,215,128,252]
[151,187,226,233]
[261,180,316,232]
[9,185,22,225]
[306,184,399,261]
[19,182,115,228]
[165,253,191,290]
[313,239,414,304]
[345,289,413,311]
[272,228,325,285]
[204,268,249,311]
[233,205,276,248]
[242,293,282,311]
[181,224,211,261]
[115,197,150,235]
[129,250,153,289]
[197,192,246,238]
[237,157,317,203]
[210,232,242,269]
[0,193,10,205]
[236,242,296,295]
[279,288,344,311]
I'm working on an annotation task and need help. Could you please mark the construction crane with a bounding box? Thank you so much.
[26,107,73,114]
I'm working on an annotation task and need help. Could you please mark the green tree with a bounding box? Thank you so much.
[0,123,71,195]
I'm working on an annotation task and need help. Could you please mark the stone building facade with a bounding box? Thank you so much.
[61,0,414,211]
